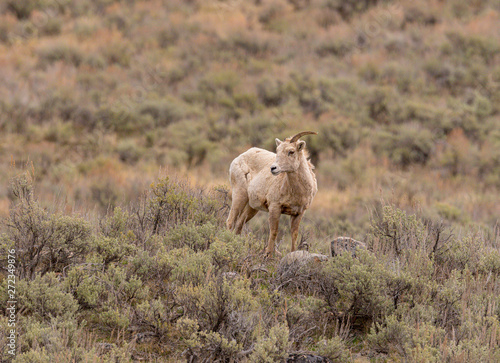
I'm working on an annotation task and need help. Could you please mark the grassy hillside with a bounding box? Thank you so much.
[0,0,499,361]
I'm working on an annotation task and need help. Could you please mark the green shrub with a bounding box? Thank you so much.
[6,0,41,19]
[236,114,279,146]
[373,125,434,168]
[403,6,438,27]
[318,118,362,157]
[41,17,62,36]
[144,176,224,235]
[424,59,468,91]
[127,246,172,286]
[325,0,386,19]
[0,22,9,43]
[33,90,82,123]
[133,298,177,340]
[249,323,289,363]
[164,222,218,252]
[176,317,243,362]
[64,265,104,309]
[435,202,467,223]
[37,43,84,67]
[258,1,286,31]
[100,42,132,67]
[67,264,147,331]
[317,249,394,323]
[157,25,179,48]
[17,273,79,321]
[365,87,394,124]
[478,248,500,276]
[14,316,99,362]
[257,78,286,107]
[445,31,500,64]
[43,120,75,144]
[166,247,212,286]
[394,100,445,128]
[197,70,240,101]
[116,139,143,164]
[442,337,500,363]
[435,233,484,274]
[314,336,351,362]
[368,314,445,361]
[287,72,328,117]
[316,7,340,29]
[177,276,260,360]
[164,120,215,166]
[318,77,366,121]
[138,98,186,127]
[91,234,136,267]
[227,32,274,57]
[370,205,427,257]
[207,228,257,272]
[105,12,129,32]
[315,38,353,57]
[95,105,141,134]
[2,173,91,279]
[90,179,119,210]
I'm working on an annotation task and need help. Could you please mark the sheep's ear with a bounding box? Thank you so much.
[297,140,306,151]
[275,138,282,147]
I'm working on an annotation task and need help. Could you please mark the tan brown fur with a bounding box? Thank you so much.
[226,132,318,256]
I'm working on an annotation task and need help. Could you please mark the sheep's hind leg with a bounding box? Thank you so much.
[226,190,249,233]
[234,205,258,234]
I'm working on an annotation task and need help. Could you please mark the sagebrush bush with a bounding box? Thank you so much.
[313,336,351,362]
[257,77,287,107]
[249,323,289,363]
[318,249,394,324]
[370,205,427,257]
[17,273,79,321]
[37,42,84,68]
[138,98,187,127]
[325,0,385,19]
[373,125,434,168]
[2,173,91,280]
[13,316,100,362]
[6,0,40,19]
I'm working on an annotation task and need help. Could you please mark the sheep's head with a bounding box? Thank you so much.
[271,131,317,175]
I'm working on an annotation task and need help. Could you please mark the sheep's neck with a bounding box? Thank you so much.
[283,157,314,197]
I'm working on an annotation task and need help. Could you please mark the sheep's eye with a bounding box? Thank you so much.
[288,151,294,156]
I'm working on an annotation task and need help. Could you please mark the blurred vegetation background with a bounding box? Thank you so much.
[0,0,498,230]
[0,0,499,361]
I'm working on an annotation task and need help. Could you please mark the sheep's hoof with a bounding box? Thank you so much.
[264,248,282,259]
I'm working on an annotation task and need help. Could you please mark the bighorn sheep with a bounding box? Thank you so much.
[226,131,318,256]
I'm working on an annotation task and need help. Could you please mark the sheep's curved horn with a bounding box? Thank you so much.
[290,131,318,143]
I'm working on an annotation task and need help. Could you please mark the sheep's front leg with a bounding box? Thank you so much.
[265,206,281,257]
[290,212,304,252]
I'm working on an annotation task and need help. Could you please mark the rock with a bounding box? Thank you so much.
[331,237,366,257]
[287,353,333,363]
